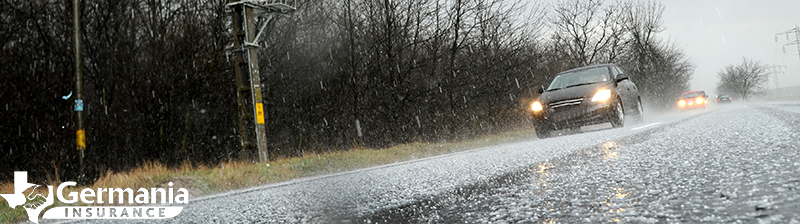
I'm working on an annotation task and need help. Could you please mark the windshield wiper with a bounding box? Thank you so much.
[563,82,597,89]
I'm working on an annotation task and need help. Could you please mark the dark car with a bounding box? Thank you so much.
[716,94,733,103]
[530,64,643,138]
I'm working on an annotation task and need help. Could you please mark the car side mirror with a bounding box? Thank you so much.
[537,87,544,94]
[615,74,629,82]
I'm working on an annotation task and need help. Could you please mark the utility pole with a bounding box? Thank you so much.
[768,65,786,97]
[775,25,800,62]
[73,0,85,178]
[227,0,295,162]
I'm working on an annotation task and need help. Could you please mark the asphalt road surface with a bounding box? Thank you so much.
[89,102,800,223]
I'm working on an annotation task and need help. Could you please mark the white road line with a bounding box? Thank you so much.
[631,122,661,131]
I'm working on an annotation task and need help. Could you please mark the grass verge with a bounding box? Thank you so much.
[1,129,535,223]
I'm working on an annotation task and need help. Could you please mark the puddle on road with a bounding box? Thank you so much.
[362,141,647,223]
[602,141,620,161]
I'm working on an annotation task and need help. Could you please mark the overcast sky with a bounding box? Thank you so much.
[659,0,800,96]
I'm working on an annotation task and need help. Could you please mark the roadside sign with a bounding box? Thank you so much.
[75,99,84,111]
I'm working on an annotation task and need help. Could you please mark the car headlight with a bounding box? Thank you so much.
[591,89,612,102]
[696,98,703,104]
[678,100,686,107]
[531,101,543,112]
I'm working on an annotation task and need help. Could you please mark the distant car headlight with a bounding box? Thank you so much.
[531,101,543,112]
[591,89,612,102]
[678,100,686,107]
[696,98,703,104]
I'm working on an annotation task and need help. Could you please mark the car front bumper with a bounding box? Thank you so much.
[531,99,614,129]
[679,103,706,109]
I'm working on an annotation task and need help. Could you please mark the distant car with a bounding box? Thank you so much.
[530,64,643,139]
[678,91,707,111]
[716,94,733,103]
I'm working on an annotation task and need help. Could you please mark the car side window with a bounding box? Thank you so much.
[607,66,616,81]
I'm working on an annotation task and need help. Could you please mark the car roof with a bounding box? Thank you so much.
[681,91,702,95]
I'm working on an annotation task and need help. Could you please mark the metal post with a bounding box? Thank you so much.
[73,0,85,178]
[243,6,269,163]
[796,25,800,62]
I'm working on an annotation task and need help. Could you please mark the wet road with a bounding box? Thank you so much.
[100,102,800,223]
[369,103,800,223]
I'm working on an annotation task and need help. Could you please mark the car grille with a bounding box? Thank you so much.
[549,98,583,110]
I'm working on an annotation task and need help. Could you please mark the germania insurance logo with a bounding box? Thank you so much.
[1,171,188,223]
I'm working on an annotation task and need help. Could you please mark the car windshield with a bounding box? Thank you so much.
[718,95,730,98]
[546,67,609,91]
[681,92,701,99]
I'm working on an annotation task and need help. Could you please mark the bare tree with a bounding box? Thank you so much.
[618,0,664,95]
[615,0,694,109]
[716,57,770,100]
[549,0,624,67]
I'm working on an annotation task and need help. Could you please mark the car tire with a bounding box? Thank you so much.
[534,122,551,139]
[631,100,644,124]
[610,100,624,128]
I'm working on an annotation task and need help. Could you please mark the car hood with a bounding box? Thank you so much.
[540,82,613,104]
[680,96,704,101]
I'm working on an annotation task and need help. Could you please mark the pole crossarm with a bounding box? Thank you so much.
[227,0,297,14]
[775,26,800,36]
[227,0,296,48]
[774,25,800,61]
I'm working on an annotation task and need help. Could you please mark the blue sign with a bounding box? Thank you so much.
[75,99,84,112]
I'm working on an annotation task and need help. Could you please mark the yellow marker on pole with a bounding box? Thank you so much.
[76,129,86,150]
[256,103,265,124]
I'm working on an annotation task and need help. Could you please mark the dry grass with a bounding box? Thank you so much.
[1,129,535,223]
